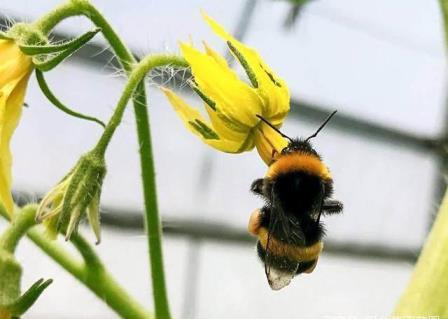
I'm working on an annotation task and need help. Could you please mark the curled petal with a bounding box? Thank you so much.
[0,76,32,217]
[254,122,289,165]
[180,43,263,129]
[162,88,252,153]
[0,40,32,217]
[202,12,290,121]
[0,40,32,87]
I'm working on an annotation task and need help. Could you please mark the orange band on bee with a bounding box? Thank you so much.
[258,227,323,262]
[266,152,331,180]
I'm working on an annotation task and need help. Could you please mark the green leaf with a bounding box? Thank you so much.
[6,278,53,316]
[20,28,101,56]
[35,70,106,128]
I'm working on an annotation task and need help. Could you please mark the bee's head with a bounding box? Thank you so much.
[256,110,337,157]
[281,139,319,157]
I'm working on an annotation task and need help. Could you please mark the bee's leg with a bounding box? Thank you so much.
[248,206,269,236]
[322,199,343,215]
[250,178,264,195]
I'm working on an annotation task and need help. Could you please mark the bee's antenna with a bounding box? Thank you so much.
[256,114,293,143]
[305,110,337,142]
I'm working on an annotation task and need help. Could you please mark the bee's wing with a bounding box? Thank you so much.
[271,190,305,245]
[267,265,298,291]
[263,204,300,291]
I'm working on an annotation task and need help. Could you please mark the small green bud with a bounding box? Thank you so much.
[36,150,106,243]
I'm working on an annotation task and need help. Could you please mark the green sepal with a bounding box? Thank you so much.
[33,28,101,71]
[86,190,102,245]
[65,156,106,241]
[5,278,53,316]
[35,70,105,128]
[20,28,100,56]
[53,151,106,242]
[57,156,90,232]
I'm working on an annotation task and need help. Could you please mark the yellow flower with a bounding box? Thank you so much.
[0,39,33,217]
[162,13,290,165]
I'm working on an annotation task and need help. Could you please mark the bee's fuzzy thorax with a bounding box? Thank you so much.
[266,151,331,181]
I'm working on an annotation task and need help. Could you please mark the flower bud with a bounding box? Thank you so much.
[36,150,106,243]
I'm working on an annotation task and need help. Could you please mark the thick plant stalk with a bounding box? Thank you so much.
[393,191,448,316]
[393,2,448,316]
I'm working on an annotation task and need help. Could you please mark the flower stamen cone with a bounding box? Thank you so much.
[162,13,290,165]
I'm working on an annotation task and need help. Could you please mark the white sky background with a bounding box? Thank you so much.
[0,0,446,318]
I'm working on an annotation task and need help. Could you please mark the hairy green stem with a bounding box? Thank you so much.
[33,1,82,34]
[94,56,187,319]
[0,206,35,253]
[34,1,189,317]
[94,55,188,155]
[0,205,151,319]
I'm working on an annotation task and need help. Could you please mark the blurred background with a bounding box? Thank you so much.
[0,0,447,318]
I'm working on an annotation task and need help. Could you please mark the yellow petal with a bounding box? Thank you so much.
[0,42,32,217]
[162,88,253,153]
[202,12,290,121]
[254,122,289,165]
[180,43,263,130]
[202,41,228,69]
[205,103,248,142]
[0,40,32,87]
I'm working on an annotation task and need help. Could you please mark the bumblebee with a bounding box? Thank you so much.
[249,111,343,290]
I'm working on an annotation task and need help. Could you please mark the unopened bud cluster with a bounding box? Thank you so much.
[36,150,106,243]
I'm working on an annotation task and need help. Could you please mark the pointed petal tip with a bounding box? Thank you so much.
[92,232,101,245]
[160,86,170,93]
[200,10,219,30]
[199,9,209,20]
